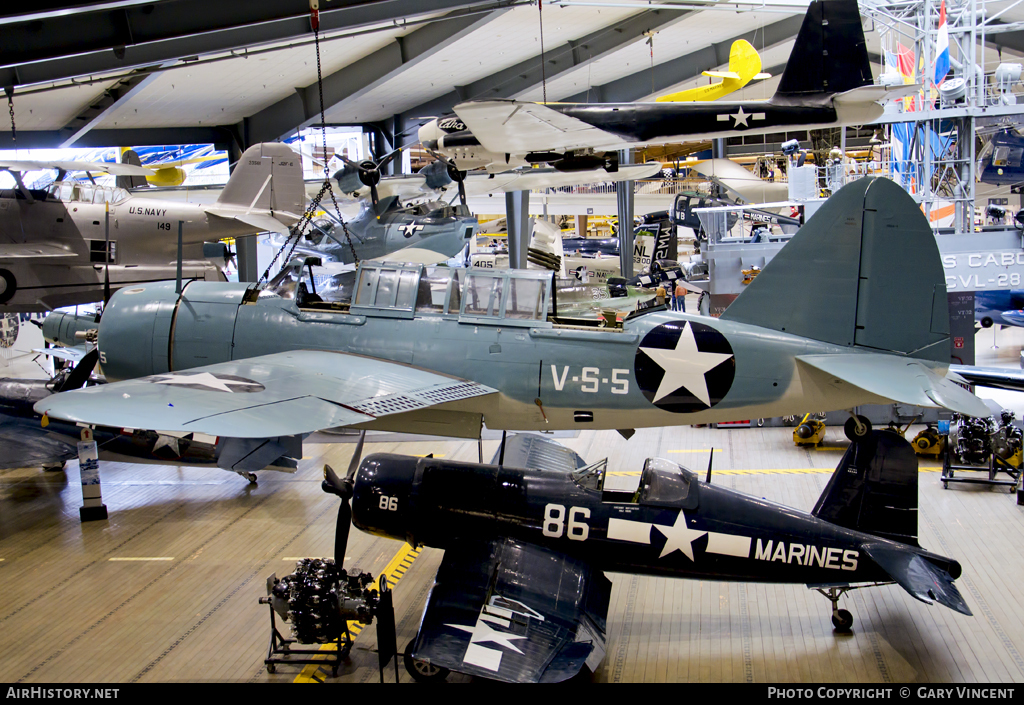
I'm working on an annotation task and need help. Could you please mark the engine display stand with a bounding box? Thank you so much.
[258,596,351,677]
[941,447,1022,492]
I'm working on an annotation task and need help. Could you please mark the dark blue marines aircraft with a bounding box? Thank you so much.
[286,431,971,683]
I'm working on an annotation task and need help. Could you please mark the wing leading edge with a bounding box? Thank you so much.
[409,537,610,683]
[34,349,496,438]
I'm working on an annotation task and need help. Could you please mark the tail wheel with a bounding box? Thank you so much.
[844,415,872,442]
[831,608,854,632]
[403,640,450,683]
[0,269,15,304]
[980,317,994,328]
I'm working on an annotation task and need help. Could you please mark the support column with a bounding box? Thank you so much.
[616,149,635,278]
[236,237,259,283]
[506,190,530,269]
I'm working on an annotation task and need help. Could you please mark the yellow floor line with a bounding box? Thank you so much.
[108,557,174,561]
[293,542,422,683]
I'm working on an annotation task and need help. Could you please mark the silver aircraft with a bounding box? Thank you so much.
[0,143,304,311]
[36,178,987,480]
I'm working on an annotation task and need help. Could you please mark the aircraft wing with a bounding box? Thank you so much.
[860,543,972,616]
[34,350,496,438]
[0,243,77,261]
[0,160,152,176]
[408,536,610,683]
[796,353,991,418]
[0,417,78,470]
[369,247,451,265]
[453,100,625,154]
[489,432,588,471]
[461,162,662,195]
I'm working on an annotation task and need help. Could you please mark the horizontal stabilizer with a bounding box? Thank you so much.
[207,208,292,234]
[702,71,741,79]
[862,544,972,616]
[833,83,921,104]
[798,353,991,417]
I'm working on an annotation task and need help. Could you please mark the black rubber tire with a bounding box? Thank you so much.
[980,317,994,329]
[0,269,15,304]
[266,663,276,674]
[831,608,853,632]
[404,640,449,683]
[844,415,872,443]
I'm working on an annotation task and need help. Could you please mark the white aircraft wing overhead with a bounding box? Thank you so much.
[461,162,661,196]
[797,353,991,418]
[454,100,625,154]
[34,349,497,438]
[0,243,76,261]
[370,247,452,265]
[688,158,788,203]
[0,160,153,176]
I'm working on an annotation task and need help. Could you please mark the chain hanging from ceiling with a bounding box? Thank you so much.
[259,4,360,284]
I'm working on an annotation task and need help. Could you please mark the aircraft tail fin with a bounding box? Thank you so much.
[772,0,873,101]
[813,430,920,546]
[216,143,305,216]
[725,39,761,83]
[116,149,148,190]
[720,177,950,364]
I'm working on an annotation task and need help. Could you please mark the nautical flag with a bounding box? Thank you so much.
[935,0,950,84]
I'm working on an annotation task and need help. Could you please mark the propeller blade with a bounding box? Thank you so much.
[346,430,366,483]
[335,499,352,567]
[370,182,380,215]
[376,146,402,170]
[55,348,99,392]
[457,175,467,208]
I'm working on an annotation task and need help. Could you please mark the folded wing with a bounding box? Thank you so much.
[410,537,610,683]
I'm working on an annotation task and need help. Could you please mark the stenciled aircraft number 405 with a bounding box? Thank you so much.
[551,365,629,394]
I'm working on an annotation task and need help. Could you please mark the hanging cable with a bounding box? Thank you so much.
[259,2,359,284]
[538,0,547,103]
[6,87,16,150]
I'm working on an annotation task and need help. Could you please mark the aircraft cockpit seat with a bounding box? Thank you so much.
[295,282,323,308]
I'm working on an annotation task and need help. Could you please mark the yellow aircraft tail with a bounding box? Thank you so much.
[656,39,770,102]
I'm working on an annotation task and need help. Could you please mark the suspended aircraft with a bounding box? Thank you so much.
[32,178,989,482]
[0,143,305,312]
[419,0,915,174]
[975,289,1024,329]
[276,154,662,269]
[298,430,970,683]
[656,39,771,103]
[977,127,1024,187]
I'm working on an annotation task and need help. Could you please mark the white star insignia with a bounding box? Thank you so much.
[640,323,732,406]
[731,107,750,127]
[653,510,707,561]
[446,618,526,653]
[151,372,262,393]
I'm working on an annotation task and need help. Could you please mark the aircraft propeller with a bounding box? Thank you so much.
[320,430,366,567]
[337,148,403,214]
[424,149,468,208]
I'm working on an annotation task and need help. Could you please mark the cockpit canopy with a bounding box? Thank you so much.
[573,456,698,508]
[45,182,130,205]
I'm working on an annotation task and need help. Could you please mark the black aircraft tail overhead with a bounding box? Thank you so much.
[772,0,873,103]
[720,177,950,364]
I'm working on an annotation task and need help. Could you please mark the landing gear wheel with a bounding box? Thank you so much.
[831,608,853,632]
[245,472,258,484]
[404,640,450,683]
[844,415,872,442]
[0,269,15,304]
[266,663,276,674]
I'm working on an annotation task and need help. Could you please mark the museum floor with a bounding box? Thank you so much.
[1,329,1023,684]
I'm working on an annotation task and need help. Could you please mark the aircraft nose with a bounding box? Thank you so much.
[351,453,419,542]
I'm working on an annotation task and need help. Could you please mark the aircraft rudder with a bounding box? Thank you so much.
[774,0,873,99]
[216,143,305,215]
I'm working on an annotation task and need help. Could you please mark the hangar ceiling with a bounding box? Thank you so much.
[3,0,1024,154]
